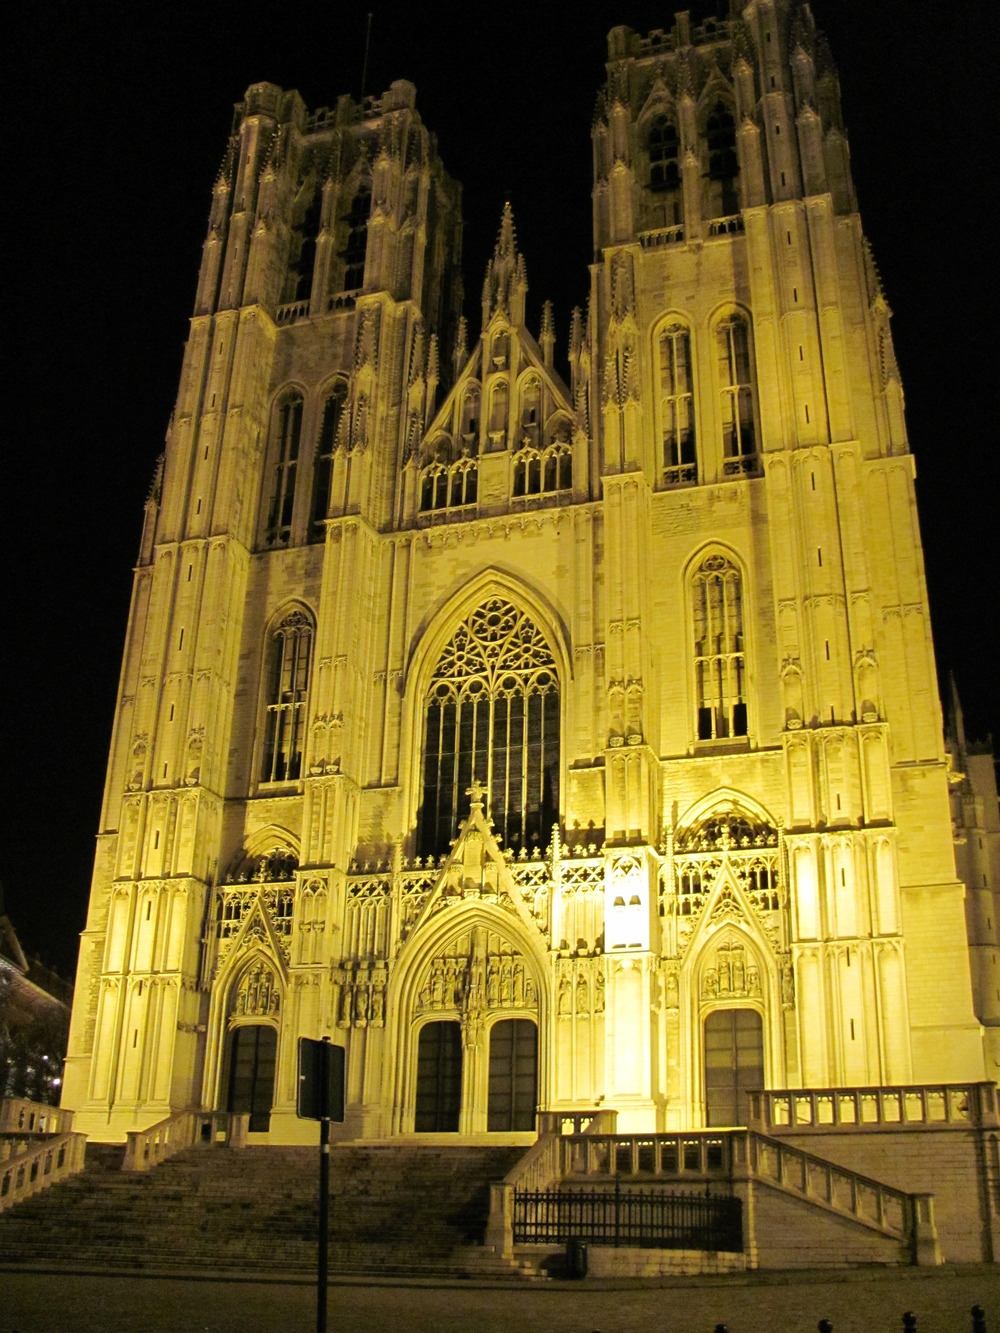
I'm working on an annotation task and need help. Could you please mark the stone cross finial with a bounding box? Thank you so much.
[466,779,487,807]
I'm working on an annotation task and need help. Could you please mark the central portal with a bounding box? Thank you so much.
[225,1024,277,1132]
[487,1018,538,1131]
[704,1007,763,1127]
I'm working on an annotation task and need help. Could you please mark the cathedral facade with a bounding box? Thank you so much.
[64,3,994,1144]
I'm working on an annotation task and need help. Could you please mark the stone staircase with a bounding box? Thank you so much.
[0,1142,526,1277]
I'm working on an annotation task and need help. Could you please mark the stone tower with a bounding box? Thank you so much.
[64,6,989,1144]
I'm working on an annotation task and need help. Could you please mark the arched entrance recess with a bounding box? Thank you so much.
[704,1008,763,1126]
[389,895,547,1135]
[415,1021,463,1132]
[225,1024,277,1132]
[487,1018,538,1131]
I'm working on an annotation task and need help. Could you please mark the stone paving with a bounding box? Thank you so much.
[0,1268,997,1333]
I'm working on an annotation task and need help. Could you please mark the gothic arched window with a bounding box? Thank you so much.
[310,381,347,539]
[342,186,371,290]
[716,315,757,473]
[260,609,313,783]
[658,323,696,485]
[692,555,747,741]
[649,116,680,192]
[705,102,739,215]
[419,599,560,855]
[264,393,303,547]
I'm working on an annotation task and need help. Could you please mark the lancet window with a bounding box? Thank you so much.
[658,323,697,486]
[649,117,681,192]
[716,315,757,473]
[310,381,347,539]
[260,609,313,783]
[289,187,321,304]
[705,103,739,216]
[519,378,542,447]
[692,555,747,741]
[418,599,560,856]
[342,186,371,290]
[263,394,303,547]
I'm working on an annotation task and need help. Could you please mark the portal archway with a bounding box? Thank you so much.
[225,1024,277,1132]
[703,1007,763,1126]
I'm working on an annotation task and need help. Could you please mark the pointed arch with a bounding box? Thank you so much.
[257,602,315,785]
[647,113,681,193]
[341,176,372,290]
[653,313,697,486]
[698,89,739,217]
[709,304,759,473]
[401,573,570,858]
[684,546,751,742]
[387,899,549,1135]
[262,386,308,547]
[674,788,779,846]
[310,377,348,539]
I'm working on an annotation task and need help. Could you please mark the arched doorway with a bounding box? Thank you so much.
[487,1018,537,1131]
[704,1008,763,1126]
[225,1024,277,1132]
[414,1021,463,1132]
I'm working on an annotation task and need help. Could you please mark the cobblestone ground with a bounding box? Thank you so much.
[0,1269,997,1333]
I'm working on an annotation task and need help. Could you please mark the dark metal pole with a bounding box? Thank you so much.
[317,1112,330,1333]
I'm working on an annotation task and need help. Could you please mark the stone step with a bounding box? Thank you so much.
[0,1143,525,1276]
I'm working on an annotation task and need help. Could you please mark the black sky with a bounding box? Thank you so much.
[7,0,996,977]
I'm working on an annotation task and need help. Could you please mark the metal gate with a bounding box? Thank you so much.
[513,1183,742,1252]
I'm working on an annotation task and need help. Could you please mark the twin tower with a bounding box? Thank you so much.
[64,4,996,1143]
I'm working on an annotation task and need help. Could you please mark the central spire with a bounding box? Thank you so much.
[481,201,528,328]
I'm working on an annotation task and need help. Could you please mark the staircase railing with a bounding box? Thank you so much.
[747,1082,998,1133]
[122,1109,242,1172]
[0,1132,87,1213]
[739,1130,940,1265]
[484,1123,941,1265]
[0,1097,74,1135]
[485,1109,617,1257]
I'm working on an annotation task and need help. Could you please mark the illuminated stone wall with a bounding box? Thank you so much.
[63,6,989,1143]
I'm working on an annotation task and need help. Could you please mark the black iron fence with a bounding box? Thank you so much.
[513,1183,743,1252]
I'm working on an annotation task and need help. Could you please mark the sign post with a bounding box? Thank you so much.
[298,1036,345,1333]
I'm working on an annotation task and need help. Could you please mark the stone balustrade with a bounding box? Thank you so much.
[0,1132,87,1213]
[561,1132,732,1180]
[484,1122,944,1266]
[275,298,310,326]
[742,1131,939,1264]
[638,224,686,249]
[0,1097,74,1135]
[748,1082,998,1133]
[535,1108,618,1136]
[122,1109,241,1172]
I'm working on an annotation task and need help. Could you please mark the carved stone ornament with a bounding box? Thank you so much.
[232,960,280,1017]
[701,935,760,1001]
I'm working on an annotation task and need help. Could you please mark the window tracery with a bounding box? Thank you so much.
[658,322,697,486]
[419,437,478,512]
[309,381,347,539]
[512,441,572,498]
[692,555,747,741]
[705,102,739,215]
[716,315,757,473]
[341,186,371,290]
[419,599,560,856]
[263,394,303,547]
[649,116,681,193]
[260,609,313,783]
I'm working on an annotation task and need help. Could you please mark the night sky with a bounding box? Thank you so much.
[7,1,995,978]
